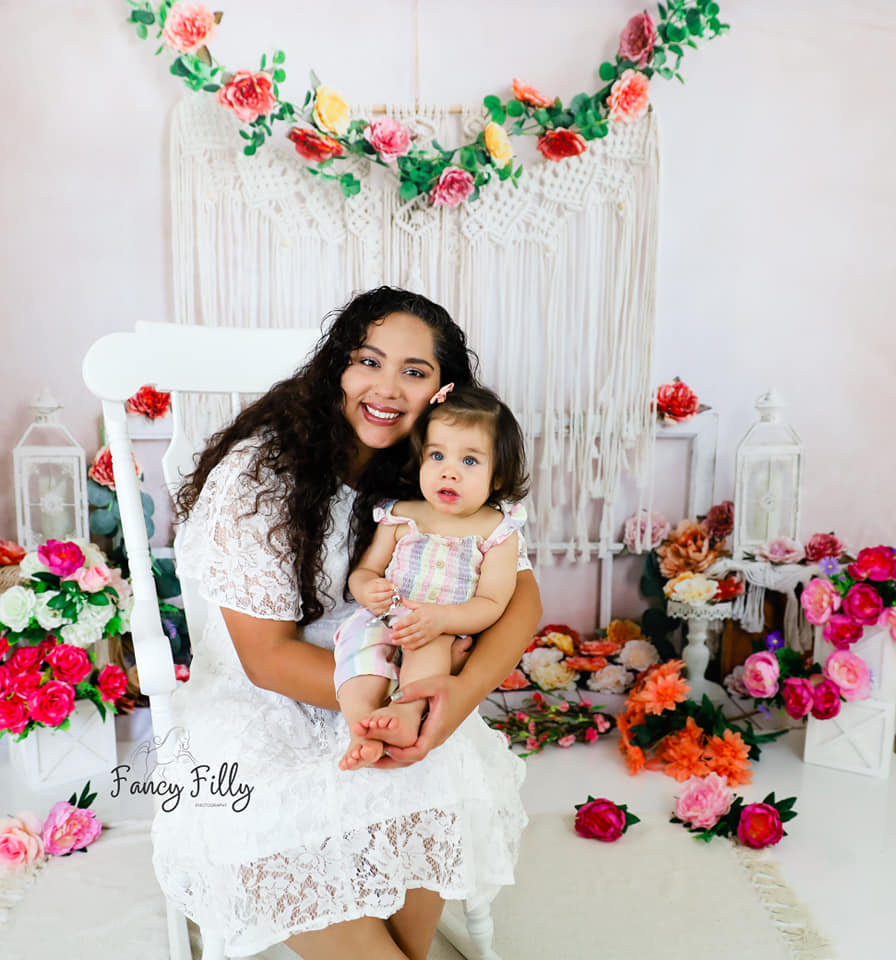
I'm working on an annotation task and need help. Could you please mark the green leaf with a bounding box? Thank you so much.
[490,107,506,125]
[170,57,194,79]
[533,108,550,124]
[87,481,113,507]
[399,181,419,201]
[136,22,148,39]
[131,9,155,24]
[483,95,501,110]
[273,68,286,83]
[273,49,286,64]
[202,83,221,93]
[506,99,524,118]
[653,48,667,67]
[598,62,617,82]
[90,509,119,537]
[87,592,110,607]
[657,2,667,17]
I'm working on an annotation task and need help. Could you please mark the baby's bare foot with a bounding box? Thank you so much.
[356,705,422,748]
[338,737,386,771]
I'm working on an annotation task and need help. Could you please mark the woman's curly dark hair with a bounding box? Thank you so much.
[174,286,479,626]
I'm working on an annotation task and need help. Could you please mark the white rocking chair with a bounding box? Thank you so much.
[82,322,500,960]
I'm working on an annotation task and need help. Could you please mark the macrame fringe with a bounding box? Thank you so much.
[735,849,836,960]
[0,860,45,927]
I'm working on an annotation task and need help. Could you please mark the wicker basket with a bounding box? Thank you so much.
[0,564,24,592]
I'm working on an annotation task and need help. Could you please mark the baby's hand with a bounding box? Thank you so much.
[361,578,396,616]
[389,601,448,650]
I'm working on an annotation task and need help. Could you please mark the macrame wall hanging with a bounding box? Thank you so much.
[169,93,660,564]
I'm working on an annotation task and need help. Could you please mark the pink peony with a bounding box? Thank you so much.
[608,69,650,123]
[44,644,92,685]
[781,677,815,719]
[723,665,749,698]
[737,803,783,849]
[810,677,841,720]
[824,650,871,701]
[161,2,216,54]
[759,537,805,565]
[41,802,102,856]
[623,510,670,552]
[800,578,842,625]
[822,613,864,649]
[741,651,780,699]
[0,663,8,696]
[97,664,128,703]
[429,166,475,207]
[36,539,85,578]
[842,583,884,626]
[847,545,896,582]
[0,813,45,868]
[574,798,627,842]
[217,70,277,124]
[674,772,734,829]
[64,562,111,593]
[705,500,734,544]
[0,697,29,734]
[28,680,75,726]
[558,734,576,748]
[804,532,845,563]
[363,117,412,161]
[880,607,896,642]
[655,379,699,423]
[618,12,657,67]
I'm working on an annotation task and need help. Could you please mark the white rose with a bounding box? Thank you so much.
[671,575,718,605]
[34,591,69,630]
[79,601,116,630]
[18,552,48,578]
[521,646,563,673]
[0,586,37,632]
[70,539,107,569]
[60,620,103,649]
[619,639,660,672]
[528,662,579,690]
[587,664,633,694]
[117,596,133,634]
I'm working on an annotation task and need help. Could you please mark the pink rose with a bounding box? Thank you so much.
[737,803,783,849]
[0,697,29,734]
[804,532,845,563]
[97,664,128,703]
[842,583,884,626]
[217,70,277,124]
[0,813,45,868]
[7,645,45,675]
[623,510,670,552]
[28,680,75,726]
[847,545,896,582]
[558,734,576,748]
[781,677,815,719]
[36,539,85,578]
[822,613,864,649]
[800,578,842,625]
[44,644,92,685]
[618,12,657,67]
[574,798,627,842]
[607,69,650,124]
[429,166,475,207]
[741,651,780,699]
[810,677,841,720]
[42,802,102,856]
[10,670,42,702]
[585,727,599,743]
[824,650,871,701]
[64,562,111,593]
[498,668,529,691]
[363,117,412,161]
[162,2,216,54]
[655,379,699,423]
[105,567,132,604]
[0,663,8,696]
[759,537,805,565]
[674,772,734,829]
[880,607,896,643]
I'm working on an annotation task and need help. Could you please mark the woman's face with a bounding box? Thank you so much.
[341,311,441,463]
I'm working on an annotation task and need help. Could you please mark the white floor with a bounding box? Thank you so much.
[2,702,894,960]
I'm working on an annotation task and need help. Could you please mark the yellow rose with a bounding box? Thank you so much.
[540,630,576,655]
[606,619,642,646]
[313,84,350,136]
[663,571,695,599]
[483,121,513,166]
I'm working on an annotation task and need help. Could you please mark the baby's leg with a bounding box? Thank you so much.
[338,675,392,770]
[361,634,455,748]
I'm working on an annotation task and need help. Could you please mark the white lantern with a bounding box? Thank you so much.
[13,388,89,550]
[733,389,803,559]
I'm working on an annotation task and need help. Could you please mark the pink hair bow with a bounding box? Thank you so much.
[429,382,454,405]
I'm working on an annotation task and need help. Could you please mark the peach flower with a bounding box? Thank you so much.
[608,70,650,123]
[512,78,553,109]
[703,729,752,786]
[0,813,45,868]
[217,70,277,124]
[656,520,719,578]
[162,3,216,54]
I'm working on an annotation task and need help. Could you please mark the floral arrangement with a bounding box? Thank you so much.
[0,538,131,739]
[499,621,662,695]
[485,690,614,756]
[574,797,639,842]
[747,531,847,567]
[616,660,783,783]
[126,385,172,420]
[671,773,797,849]
[655,377,708,424]
[126,1,728,202]
[0,782,102,868]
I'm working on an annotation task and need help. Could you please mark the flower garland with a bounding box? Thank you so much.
[126,0,728,204]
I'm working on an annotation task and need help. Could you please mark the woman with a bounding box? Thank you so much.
[151,287,541,960]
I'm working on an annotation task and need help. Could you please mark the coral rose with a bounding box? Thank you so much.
[674,773,734,829]
[781,677,815,719]
[287,127,344,162]
[656,520,719,578]
[499,668,529,691]
[804,532,845,563]
[847,545,896,582]
[36,539,85,578]
[430,166,475,207]
[580,638,622,657]
[511,78,553,109]
[363,116,412,161]
[0,539,25,566]
[800,578,842,625]
[574,798,627,841]
[565,655,608,672]
[842,583,884,626]
[618,12,657,68]
[705,500,734,544]
[822,613,864,649]
[97,664,128,702]
[737,803,783,849]
[88,446,141,491]
[0,813,45,868]
[608,69,650,123]
[29,680,75,726]
[483,122,513,166]
[656,379,699,423]
[126,385,171,420]
[44,644,92,685]
[810,677,841,720]
[623,510,670,552]
[217,70,277,124]
[824,650,871,701]
[536,129,587,161]
[312,84,350,136]
[0,697,29,734]
[42,802,102,856]
[741,651,780,699]
[162,2,216,54]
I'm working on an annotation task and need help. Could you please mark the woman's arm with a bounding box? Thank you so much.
[380,569,541,765]
[220,607,339,711]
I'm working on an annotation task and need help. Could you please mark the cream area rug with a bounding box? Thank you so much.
[0,816,833,960]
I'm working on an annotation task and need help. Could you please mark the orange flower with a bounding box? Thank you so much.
[632,660,690,715]
[622,741,647,775]
[608,69,650,123]
[512,77,554,109]
[565,655,608,672]
[703,729,753,787]
[607,619,642,646]
[656,520,720,578]
[656,718,708,782]
[580,639,622,657]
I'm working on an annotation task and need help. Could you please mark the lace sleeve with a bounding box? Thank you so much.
[175,442,300,621]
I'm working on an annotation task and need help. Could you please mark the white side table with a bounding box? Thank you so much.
[666,600,733,703]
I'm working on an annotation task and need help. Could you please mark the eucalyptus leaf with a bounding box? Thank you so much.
[90,509,119,536]
[483,95,501,110]
[506,99,523,118]
[140,491,155,517]
[399,181,419,201]
[87,481,113,507]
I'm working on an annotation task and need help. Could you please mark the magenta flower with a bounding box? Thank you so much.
[843,583,884,626]
[847,545,896,582]
[741,651,780,699]
[36,540,85,578]
[781,678,814,719]
[822,613,864,648]
[737,803,783,849]
[810,678,842,720]
[42,802,102,856]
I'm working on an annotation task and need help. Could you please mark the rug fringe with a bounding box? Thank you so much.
[0,859,45,926]
[735,848,837,960]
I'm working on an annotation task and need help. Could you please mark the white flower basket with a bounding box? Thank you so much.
[804,624,895,779]
[7,699,117,790]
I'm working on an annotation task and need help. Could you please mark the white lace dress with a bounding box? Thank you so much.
[150,441,528,957]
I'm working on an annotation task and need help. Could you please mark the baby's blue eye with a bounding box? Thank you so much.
[431,451,444,461]
[463,456,478,466]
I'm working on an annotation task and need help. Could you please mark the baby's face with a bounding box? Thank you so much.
[419,417,495,518]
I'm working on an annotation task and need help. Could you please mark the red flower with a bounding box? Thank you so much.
[574,798,631,842]
[97,664,128,703]
[822,614,863,649]
[810,678,841,720]
[804,532,845,563]
[175,663,191,683]
[0,539,25,566]
[7,646,45,676]
[126,385,171,420]
[713,575,744,602]
[0,697,29,734]
[847,545,896,582]
[45,644,92,685]
[10,670,43,702]
[737,803,783,849]
[842,583,884,626]
[511,78,554,109]
[29,680,76,726]
[656,379,700,423]
[216,70,277,124]
[536,129,587,162]
[705,501,734,544]
[287,127,345,162]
